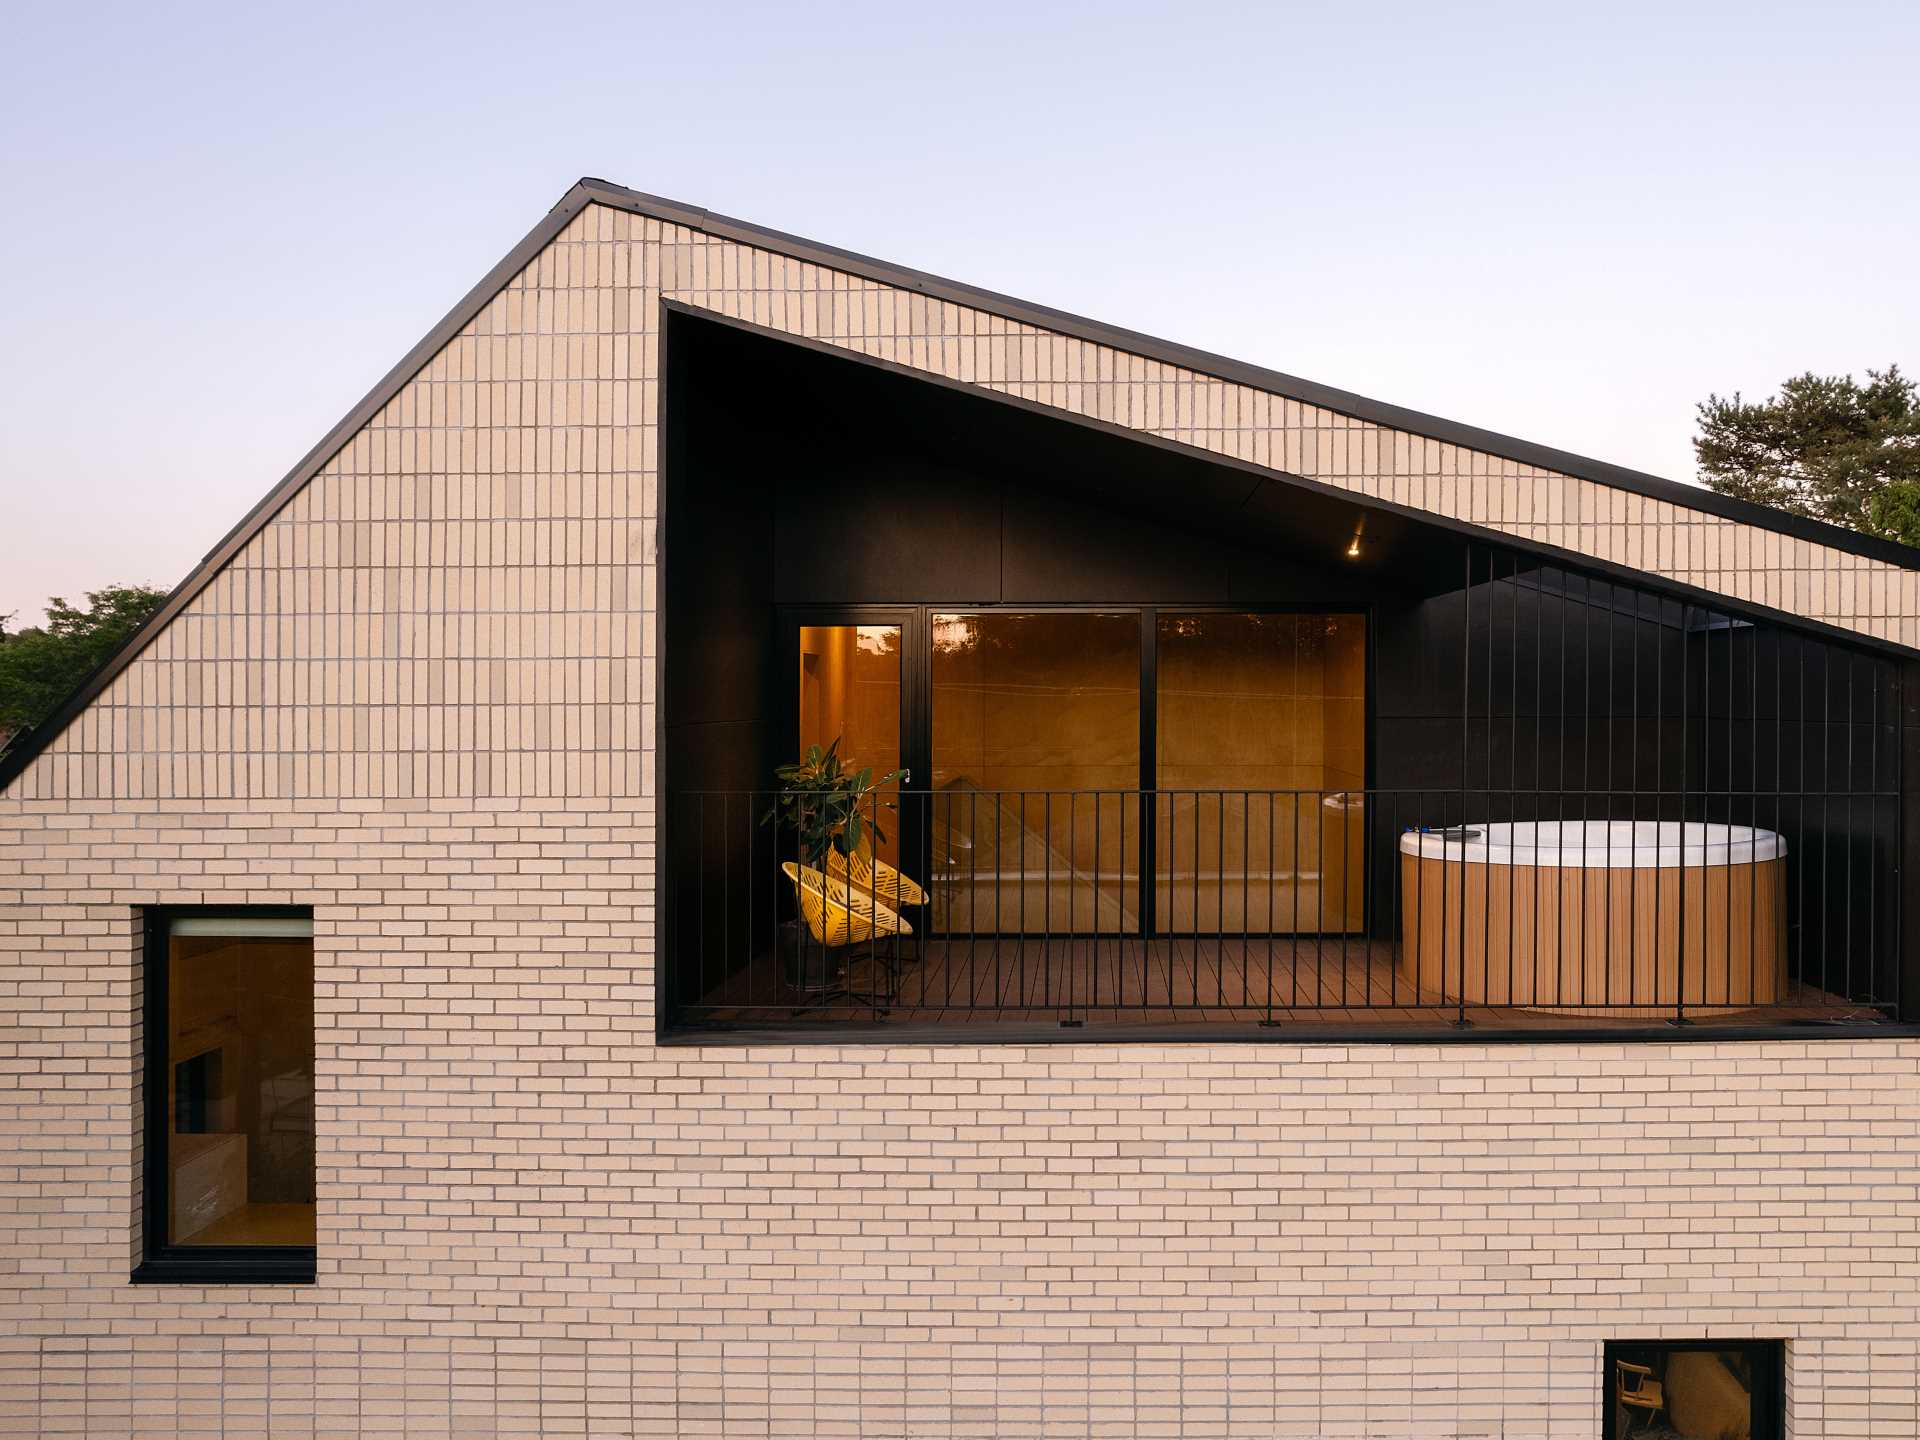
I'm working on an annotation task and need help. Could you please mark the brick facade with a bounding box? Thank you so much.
[3,190,1917,1436]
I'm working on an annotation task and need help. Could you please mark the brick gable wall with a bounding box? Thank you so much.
[2,201,1917,1437]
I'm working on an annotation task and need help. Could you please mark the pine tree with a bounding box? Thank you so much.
[1696,367,1920,545]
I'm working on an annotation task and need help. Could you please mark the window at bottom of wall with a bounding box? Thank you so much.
[1606,1340,1783,1440]
[132,908,316,1284]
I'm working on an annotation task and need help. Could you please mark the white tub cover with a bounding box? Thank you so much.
[1397,819,1786,868]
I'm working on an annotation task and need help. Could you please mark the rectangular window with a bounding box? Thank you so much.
[1605,1340,1782,1440]
[798,622,904,868]
[1155,612,1365,933]
[136,909,315,1284]
[931,611,1141,933]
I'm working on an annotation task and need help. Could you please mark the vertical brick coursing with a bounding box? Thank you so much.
[3,200,1918,1436]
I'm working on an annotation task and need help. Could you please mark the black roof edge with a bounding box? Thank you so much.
[577,176,1920,572]
[3,174,1914,795]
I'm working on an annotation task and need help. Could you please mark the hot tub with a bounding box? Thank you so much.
[1398,820,1787,1014]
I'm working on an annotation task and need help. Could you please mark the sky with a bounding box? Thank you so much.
[2,1,1916,627]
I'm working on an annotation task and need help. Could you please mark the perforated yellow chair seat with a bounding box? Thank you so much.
[782,862,914,949]
[825,847,928,910]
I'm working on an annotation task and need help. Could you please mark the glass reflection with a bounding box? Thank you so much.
[1156,613,1365,933]
[798,624,903,867]
[1612,1345,1764,1440]
[167,925,315,1246]
[932,612,1140,933]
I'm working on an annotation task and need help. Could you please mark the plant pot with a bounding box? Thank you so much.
[778,920,842,992]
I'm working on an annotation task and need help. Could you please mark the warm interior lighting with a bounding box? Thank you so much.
[166,927,316,1248]
[797,624,903,866]
[1155,612,1366,934]
[931,611,1141,934]
[1345,535,1362,558]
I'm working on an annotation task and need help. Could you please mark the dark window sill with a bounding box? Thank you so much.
[132,1246,315,1285]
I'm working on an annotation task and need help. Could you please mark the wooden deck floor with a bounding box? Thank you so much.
[686,936,1881,1032]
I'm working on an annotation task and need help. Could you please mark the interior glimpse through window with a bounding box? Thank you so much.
[931,612,1140,933]
[163,916,316,1247]
[797,623,904,868]
[1606,1341,1782,1440]
[1155,612,1365,934]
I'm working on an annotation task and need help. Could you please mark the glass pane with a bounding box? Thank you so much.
[931,612,1140,933]
[1156,613,1365,933]
[797,623,903,867]
[1612,1346,1762,1440]
[166,929,315,1246]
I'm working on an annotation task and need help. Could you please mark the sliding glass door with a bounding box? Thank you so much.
[1155,612,1365,934]
[779,607,1366,939]
[931,612,1140,933]
[796,621,905,869]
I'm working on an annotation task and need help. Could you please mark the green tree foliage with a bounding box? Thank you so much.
[0,584,169,740]
[1695,367,1920,546]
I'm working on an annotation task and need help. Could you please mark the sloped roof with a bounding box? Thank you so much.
[2,176,1914,792]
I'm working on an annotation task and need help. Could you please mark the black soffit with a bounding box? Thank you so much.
[598,175,1920,569]
[1,176,1914,793]
[664,300,1900,636]
[675,306,1452,599]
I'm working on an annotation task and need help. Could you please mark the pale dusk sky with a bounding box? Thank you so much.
[3,1,1916,625]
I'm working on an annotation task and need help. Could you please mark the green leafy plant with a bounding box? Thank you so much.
[761,740,908,867]
[0,584,169,742]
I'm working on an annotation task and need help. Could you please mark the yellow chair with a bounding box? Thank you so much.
[825,846,928,911]
[782,862,913,949]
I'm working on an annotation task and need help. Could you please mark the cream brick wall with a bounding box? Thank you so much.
[3,197,1918,1437]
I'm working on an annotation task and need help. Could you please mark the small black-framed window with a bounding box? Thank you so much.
[1605,1339,1783,1440]
[133,906,316,1285]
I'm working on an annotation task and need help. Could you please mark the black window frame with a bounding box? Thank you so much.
[132,904,317,1285]
[1603,1338,1784,1440]
[771,601,1374,943]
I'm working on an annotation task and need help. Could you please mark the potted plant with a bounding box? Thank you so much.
[762,741,908,990]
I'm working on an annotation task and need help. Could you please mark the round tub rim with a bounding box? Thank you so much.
[1397,818,1787,868]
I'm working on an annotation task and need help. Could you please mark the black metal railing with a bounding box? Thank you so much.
[664,784,1901,1032]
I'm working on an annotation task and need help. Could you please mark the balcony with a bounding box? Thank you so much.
[663,786,1899,1038]
[660,310,1916,1041]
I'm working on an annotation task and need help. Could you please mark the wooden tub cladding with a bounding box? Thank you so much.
[1398,853,1786,1014]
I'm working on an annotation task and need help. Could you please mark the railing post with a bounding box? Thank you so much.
[1456,543,1474,1029]
[1900,661,1920,1023]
